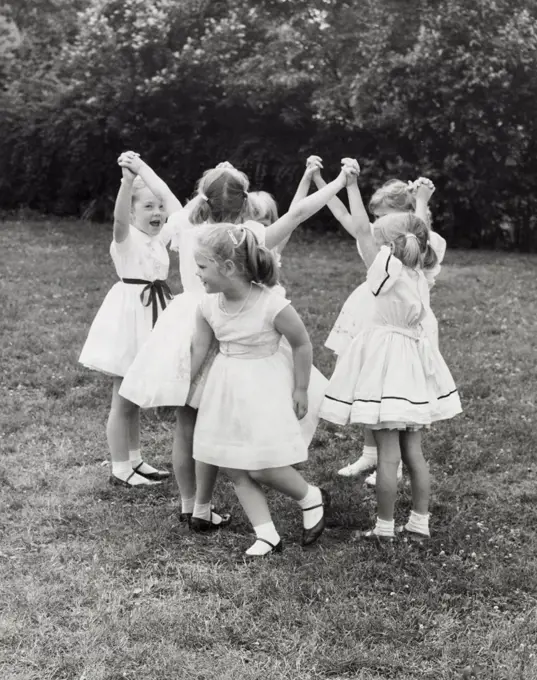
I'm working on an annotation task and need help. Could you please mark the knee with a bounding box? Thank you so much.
[249,469,268,484]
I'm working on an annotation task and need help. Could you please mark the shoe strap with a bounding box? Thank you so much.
[303,502,324,512]
[254,537,277,549]
[132,462,144,474]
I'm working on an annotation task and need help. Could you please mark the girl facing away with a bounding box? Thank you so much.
[307,157,446,485]
[191,224,331,557]
[117,153,352,529]
[319,162,462,539]
[78,162,180,486]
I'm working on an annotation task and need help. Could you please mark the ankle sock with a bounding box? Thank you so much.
[130,449,160,475]
[373,517,395,537]
[246,521,280,556]
[181,496,195,515]
[362,445,378,463]
[193,502,223,525]
[405,510,430,537]
[297,485,323,530]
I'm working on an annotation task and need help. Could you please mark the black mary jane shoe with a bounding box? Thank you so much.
[189,511,232,533]
[179,512,192,524]
[302,488,331,546]
[132,462,171,481]
[109,472,161,488]
[244,537,283,559]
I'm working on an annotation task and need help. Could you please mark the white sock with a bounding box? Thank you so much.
[373,518,395,537]
[130,449,159,475]
[246,521,280,556]
[112,460,155,485]
[297,485,323,530]
[405,510,430,537]
[181,496,195,515]
[362,445,378,462]
[193,502,223,525]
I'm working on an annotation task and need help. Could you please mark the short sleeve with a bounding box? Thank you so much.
[111,225,135,253]
[242,220,266,247]
[266,289,291,322]
[166,209,192,251]
[429,231,447,264]
[367,245,403,296]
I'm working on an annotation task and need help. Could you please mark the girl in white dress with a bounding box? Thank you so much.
[191,224,333,557]
[79,161,181,486]
[319,174,462,539]
[309,157,446,484]
[117,153,349,530]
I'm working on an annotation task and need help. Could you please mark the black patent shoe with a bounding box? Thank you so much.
[302,488,331,546]
[244,537,283,559]
[132,462,171,481]
[190,511,232,532]
[109,472,161,488]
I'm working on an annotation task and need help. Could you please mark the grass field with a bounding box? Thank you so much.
[1,218,537,680]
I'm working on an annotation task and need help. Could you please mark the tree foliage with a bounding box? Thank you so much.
[1,0,537,248]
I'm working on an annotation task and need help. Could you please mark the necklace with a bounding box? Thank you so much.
[219,284,253,316]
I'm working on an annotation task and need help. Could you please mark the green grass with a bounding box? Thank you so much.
[1,219,537,680]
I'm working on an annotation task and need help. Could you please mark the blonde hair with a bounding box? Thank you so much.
[189,167,252,224]
[248,191,279,226]
[373,212,438,270]
[369,179,415,215]
[197,224,278,287]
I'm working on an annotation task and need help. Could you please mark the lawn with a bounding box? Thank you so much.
[1,218,536,680]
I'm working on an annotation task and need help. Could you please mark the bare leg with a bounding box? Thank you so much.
[249,466,308,501]
[172,405,197,510]
[106,378,156,485]
[372,429,401,521]
[224,468,280,555]
[400,430,430,519]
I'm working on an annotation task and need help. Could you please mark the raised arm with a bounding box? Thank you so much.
[412,177,435,230]
[264,166,354,250]
[342,159,378,268]
[113,167,135,243]
[118,151,182,215]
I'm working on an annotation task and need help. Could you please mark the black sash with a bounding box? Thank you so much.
[122,278,173,327]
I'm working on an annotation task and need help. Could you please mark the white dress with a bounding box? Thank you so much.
[319,246,462,429]
[326,229,447,355]
[194,287,308,469]
[119,214,327,444]
[79,225,171,377]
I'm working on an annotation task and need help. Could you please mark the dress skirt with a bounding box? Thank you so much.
[320,325,462,428]
[194,350,308,470]
[79,281,163,378]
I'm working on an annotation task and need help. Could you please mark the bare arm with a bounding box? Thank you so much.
[190,307,215,381]
[118,152,183,215]
[274,305,313,420]
[264,169,350,250]
[311,171,357,237]
[113,168,135,243]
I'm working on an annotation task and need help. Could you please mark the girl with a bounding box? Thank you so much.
[319,167,462,539]
[118,154,350,529]
[78,161,181,487]
[191,224,334,557]
[309,158,445,484]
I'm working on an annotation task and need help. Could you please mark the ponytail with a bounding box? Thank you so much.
[188,193,212,225]
[243,228,278,286]
[422,241,439,271]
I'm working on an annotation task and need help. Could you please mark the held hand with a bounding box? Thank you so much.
[340,160,359,187]
[410,177,435,203]
[293,388,309,420]
[305,155,323,181]
[118,151,144,175]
